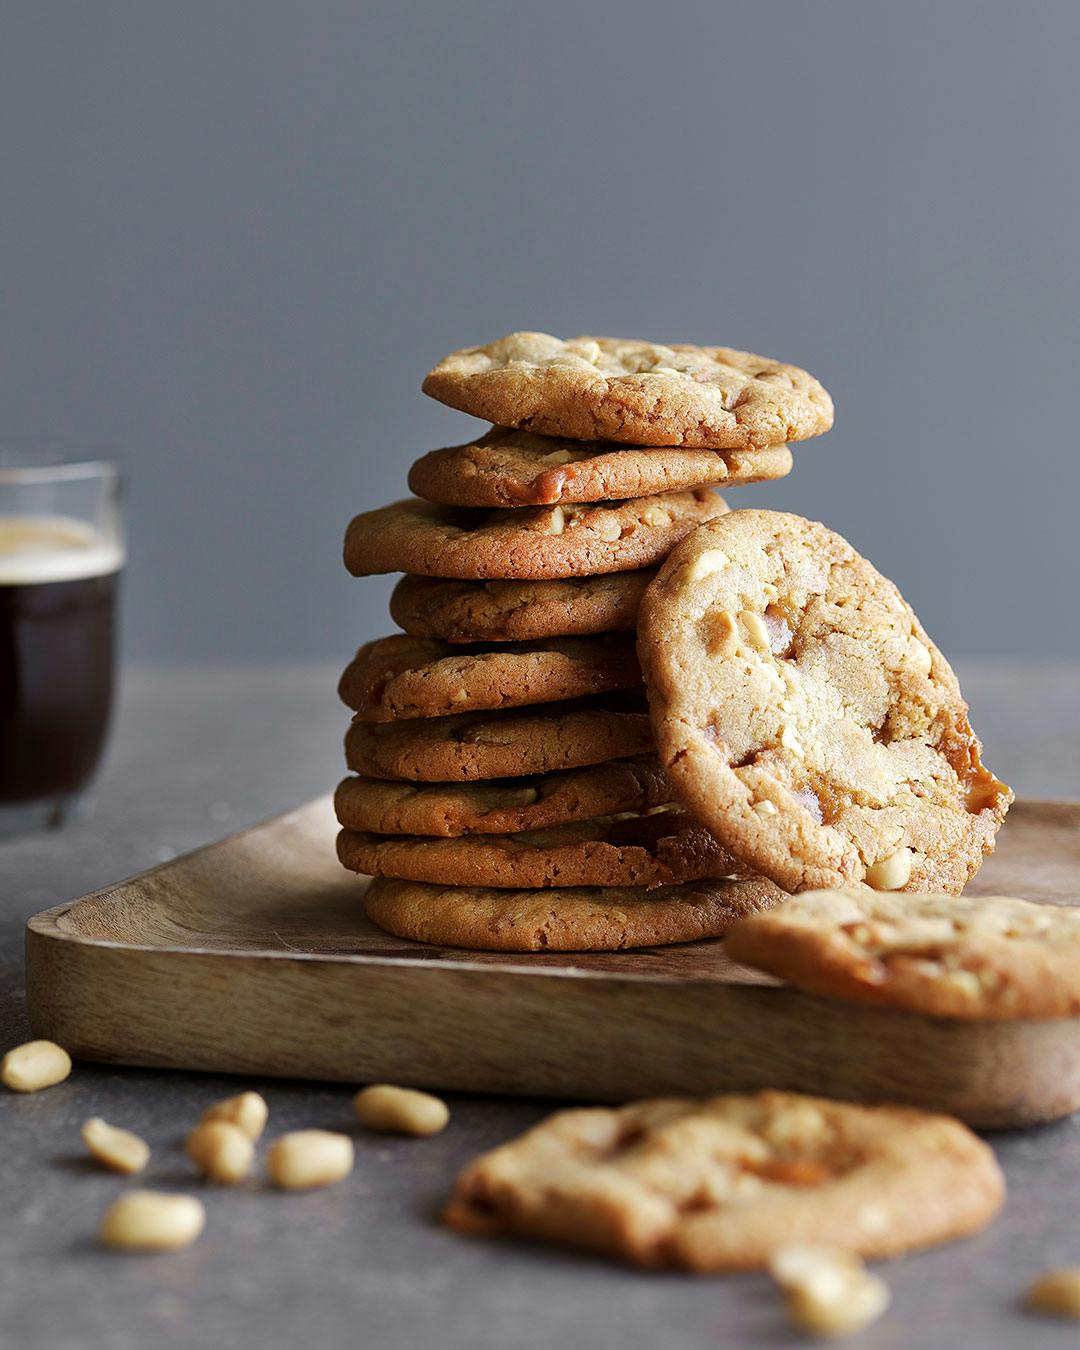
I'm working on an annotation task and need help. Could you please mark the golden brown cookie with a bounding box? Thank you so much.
[338,808,737,889]
[443,1091,1005,1269]
[339,634,640,721]
[727,889,1080,1019]
[408,427,792,507]
[343,490,727,580]
[390,571,653,644]
[334,755,670,836]
[345,694,653,782]
[423,333,834,449]
[637,511,1012,894]
[363,873,783,951]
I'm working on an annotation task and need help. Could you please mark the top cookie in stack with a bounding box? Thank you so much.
[336,331,834,953]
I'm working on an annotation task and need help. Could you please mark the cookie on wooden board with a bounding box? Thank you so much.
[363,873,784,952]
[339,634,640,721]
[344,490,727,581]
[408,427,792,508]
[422,332,833,449]
[637,510,1012,894]
[726,889,1080,1019]
[390,571,653,644]
[337,808,738,889]
[334,755,671,836]
[345,694,653,782]
[444,1091,1005,1269]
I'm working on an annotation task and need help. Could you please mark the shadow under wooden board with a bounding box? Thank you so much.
[25,797,1080,1128]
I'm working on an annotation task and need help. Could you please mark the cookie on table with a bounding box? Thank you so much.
[408,428,792,508]
[334,754,670,836]
[390,571,653,644]
[343,490,727,581]
[363,873,784,952]
[444,1090,1005,1269]
[338,808,738,890]
[727,889,1080,1019]
[339,634,641,722]
[345,694,653,782]
[422,332,833,449]
[637,510,1012,894]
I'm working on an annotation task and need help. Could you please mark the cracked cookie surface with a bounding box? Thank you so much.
[444,1090,1004,1268]
[637,511,1011,894]
[334,755,670,836]
[408,427,791,507]
[422,333,833,449]
[345,694,653,782]
[363,873,783,952]
[338,808,738,889]
[727,889,1080,1018]
[391,571,654,644]
[344,490,727,581]
[339,634,641,721]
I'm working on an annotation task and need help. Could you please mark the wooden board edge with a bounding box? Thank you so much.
[25,917,1080,1129]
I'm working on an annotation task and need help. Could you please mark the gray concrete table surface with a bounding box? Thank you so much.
[0,662,1077,1350]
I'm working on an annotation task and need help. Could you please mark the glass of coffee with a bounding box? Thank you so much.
[0,455,123,834]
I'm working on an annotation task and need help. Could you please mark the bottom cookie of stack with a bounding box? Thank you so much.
[361,873,785,953]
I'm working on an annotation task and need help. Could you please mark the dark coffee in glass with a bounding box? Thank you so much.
[0,461,122,831]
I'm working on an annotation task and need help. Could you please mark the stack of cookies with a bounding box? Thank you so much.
[335,332,835,952]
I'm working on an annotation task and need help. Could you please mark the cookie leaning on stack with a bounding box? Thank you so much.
[336,331,834,951]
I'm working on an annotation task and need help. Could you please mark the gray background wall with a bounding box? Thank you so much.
[1,1,1077,663]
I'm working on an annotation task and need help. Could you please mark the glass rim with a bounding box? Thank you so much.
[0,458,120,486]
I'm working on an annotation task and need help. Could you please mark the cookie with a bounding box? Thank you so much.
[422,333,833,449]
[339,634,641,721]
[407,427,792,508]
[443,1091,1005,1269]
[390,571,653,644]
[338,808,738,889]
[345,694,653,781]
[727,889,1080,1019]
[637,511,1012,894]
[363,873,784,952]
[344,490,728,581]
[334,755,670,835]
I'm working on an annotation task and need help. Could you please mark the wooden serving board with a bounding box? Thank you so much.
[25,798,1080,1128]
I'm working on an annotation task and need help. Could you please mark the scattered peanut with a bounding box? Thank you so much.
[82,1117,150,1174]
[1027,1268,1080,1320]
[1,1039,71,1093]
[185,1120,254,1184]
[770,1245,890,1338]
[266,1130,354,1190]
[354,1084,450,1137]
[201,1090,268,1141]
[99,1191,205,1252]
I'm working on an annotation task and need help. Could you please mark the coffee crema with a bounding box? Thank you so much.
[0,514,123,805]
